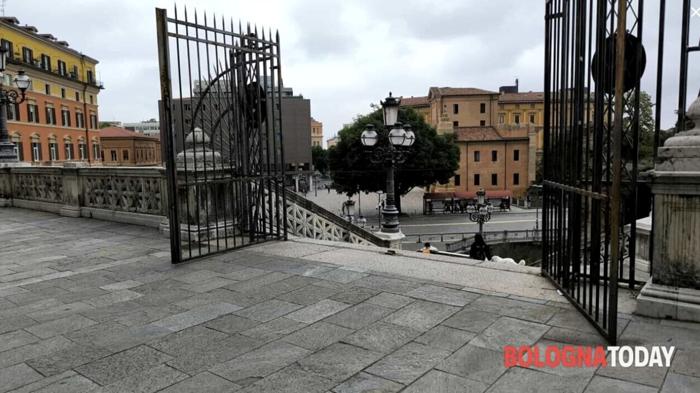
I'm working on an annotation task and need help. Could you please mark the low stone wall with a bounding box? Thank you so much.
[0,165,388,248]
[0,165,167,228]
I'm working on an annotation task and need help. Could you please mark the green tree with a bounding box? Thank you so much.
[311,145,329,175]
[328,106,459,211]
[633,91,655,170]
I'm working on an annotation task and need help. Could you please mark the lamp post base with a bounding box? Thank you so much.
[375,230,405,250]
[0,142,19,163]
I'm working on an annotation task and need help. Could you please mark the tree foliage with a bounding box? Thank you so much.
[311,145,329,175]
[328,107,459,199]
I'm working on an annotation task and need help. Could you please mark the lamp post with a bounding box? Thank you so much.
[469,188,491,235]
[0,48,31,163]
[360,92,416,235]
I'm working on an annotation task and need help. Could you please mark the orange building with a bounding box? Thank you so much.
[1,16,102,164]
[100,127,161,166]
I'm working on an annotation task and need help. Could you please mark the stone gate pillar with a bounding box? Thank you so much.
[636,94,700,321]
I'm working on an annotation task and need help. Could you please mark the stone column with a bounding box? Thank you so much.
[636,94,700,321]
[0,167,10,207]
[59,165,81,217]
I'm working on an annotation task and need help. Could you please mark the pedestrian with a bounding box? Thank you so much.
[421,242,437,255]
[469,234,492,261]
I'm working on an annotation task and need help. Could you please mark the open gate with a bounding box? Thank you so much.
[156,7,287,263]
[543,0,649,343]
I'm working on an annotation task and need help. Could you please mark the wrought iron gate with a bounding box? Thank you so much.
[156,7,287,263]
[543,0,650,343]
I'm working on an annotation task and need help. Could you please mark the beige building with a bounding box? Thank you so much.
[402,81,544,198]
[100,127,161,166]
[311,117,323,148]
[326,136,339,149]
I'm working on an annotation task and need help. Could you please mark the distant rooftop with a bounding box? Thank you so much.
[0,16,99,63]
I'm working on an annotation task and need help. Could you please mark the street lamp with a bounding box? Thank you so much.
[0,48,32,163]
[469,188,491,234]
[360,92,415,235]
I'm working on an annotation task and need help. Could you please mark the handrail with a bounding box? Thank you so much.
[285,190,391,248]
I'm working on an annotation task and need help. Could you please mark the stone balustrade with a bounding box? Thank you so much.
[0,165,390,248]
[0,165,168,228]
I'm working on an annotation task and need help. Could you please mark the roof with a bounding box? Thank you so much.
[430,87,498,97]
[498,91,545,103]
[0,17,99,64]
[100,127,160,141]
[454,126,529,142]
[401,96,429,107]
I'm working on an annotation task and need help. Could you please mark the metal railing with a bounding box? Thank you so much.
[404,229,542,253]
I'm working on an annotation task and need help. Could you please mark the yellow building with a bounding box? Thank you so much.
[400,96,430,124]
[326,136,339,149]
[1,16,103,163]
[310,117,323,148]
[402,82,545,197]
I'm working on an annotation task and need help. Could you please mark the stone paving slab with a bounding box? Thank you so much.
[1,208,699,393]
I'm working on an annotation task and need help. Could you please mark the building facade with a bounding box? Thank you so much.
[100,127,161,166]
[326,136,339,149]
[123,119,160,137]
[1,17,103,164]
[311,117,323,148]
[401,82,544,197]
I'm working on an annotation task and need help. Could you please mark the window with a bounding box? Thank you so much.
[514,149,520,161]
[7,103,19,121]
[15,142,24,161]
[49,142,58,161]
[61,108,71,127]
[22,47,33,64]
[453,104,459,114]
[93,143,101,161]
[11,133,22,161]
[453,121,459,127]
[454,175,461,186]
[44,84,51,95]
[57,60,67,76]
[474,151,480,162]
[89,113,97,129]
[498,113,505,124]
[71,65,78,79]
[75,91,80,101]
[89,95,93,104]
[492,150,498,162]
[491,174,498,186]
[27,103,40,123]
[529,113,536,124]
[480,120,486,126]
[40,54,51,71]
[480,103,486,114]
[87,70,94,84]
[110,150,117,161]
[64,142,74,160]
[45,106,56,125]
[0,39,13,59]
[79,143,87,160]
[61,88,66,98]
[474,174,480,186]
[31,142,42,162]
[513,173,520,185]
[514,113,521,125]
[76,112,85,128]
[123,150,129,161]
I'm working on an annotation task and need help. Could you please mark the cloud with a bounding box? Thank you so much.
[5,0,697,139]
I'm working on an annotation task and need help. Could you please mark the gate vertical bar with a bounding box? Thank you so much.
[156,8,182,264]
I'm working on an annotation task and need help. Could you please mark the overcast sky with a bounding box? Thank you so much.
[7,0,699,141]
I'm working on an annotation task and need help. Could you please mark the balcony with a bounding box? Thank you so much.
[7,56,104,89]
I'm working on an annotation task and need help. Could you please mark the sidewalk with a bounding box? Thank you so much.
[0,207,698,392]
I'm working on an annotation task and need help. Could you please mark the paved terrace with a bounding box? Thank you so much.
[0,207,698,393]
